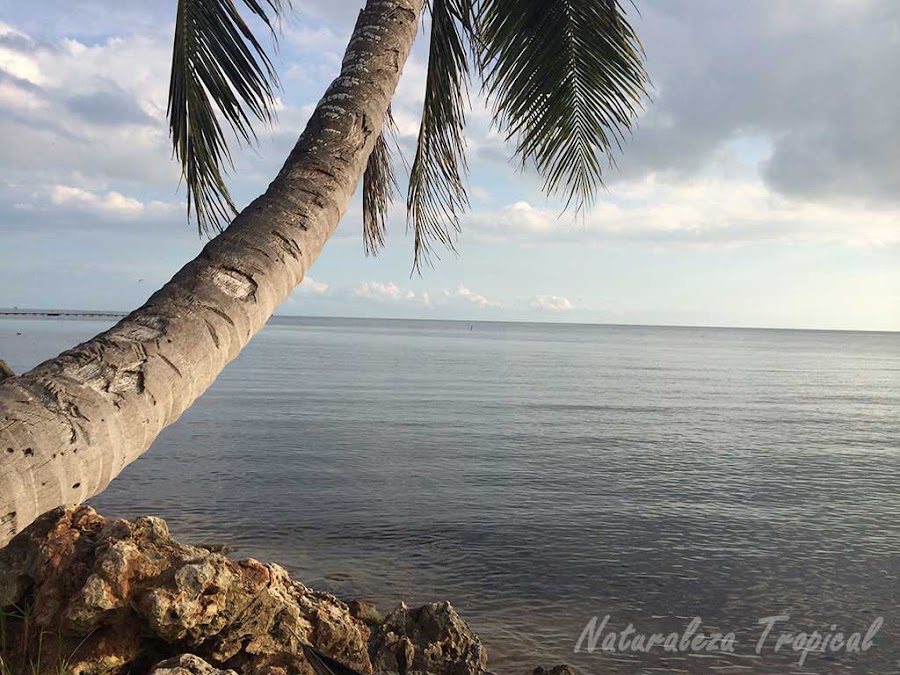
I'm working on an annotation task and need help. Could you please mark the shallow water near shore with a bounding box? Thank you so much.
[3,315,900,673]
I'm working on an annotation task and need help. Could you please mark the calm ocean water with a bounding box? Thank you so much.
[2,316,899,673]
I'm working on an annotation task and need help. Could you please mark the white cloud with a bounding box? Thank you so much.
[0,22,26,38]
[347,281,497,310]
[49,185,174,219]
[353,281,417,302]
[0,80,44,110]
[297,276,329,295]
[530,295,575,311]
[51,185,141,215]
[0,51,42,86]
[612,2,900,206]
[451,285,497,309]
[0,25,180,198]
[467,174,900,249]
[40,36,168,112]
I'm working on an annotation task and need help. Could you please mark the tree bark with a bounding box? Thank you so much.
[0,0,424,548]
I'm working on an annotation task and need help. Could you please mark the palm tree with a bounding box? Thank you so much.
[0,0,647,547]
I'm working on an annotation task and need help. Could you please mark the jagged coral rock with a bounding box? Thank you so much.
[149,654,239,675]
[349,599,383,627]
[0,507,371,674]
[0,507,497,675]
[532,666,576,675]
[370,601,488,675]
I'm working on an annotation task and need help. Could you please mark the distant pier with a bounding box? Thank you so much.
[0,310,126,319]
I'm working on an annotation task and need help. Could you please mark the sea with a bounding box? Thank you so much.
[2,315,899,674]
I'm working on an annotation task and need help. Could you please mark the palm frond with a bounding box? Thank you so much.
[363,108,398,256]
[407,0,474,272]
[478,0,648,209]
[168,0,289,235]
[301,643,368,675]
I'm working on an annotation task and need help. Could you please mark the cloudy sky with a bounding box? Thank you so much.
[0,0,898,330]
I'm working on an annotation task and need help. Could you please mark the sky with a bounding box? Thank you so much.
[0,0,898,330]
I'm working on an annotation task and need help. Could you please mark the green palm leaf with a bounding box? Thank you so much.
[407,0,475,271]
[478,0,648,209]
[363,108,399,256]
[168,0,289,235]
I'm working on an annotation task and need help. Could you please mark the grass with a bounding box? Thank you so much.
[0,601,86,675]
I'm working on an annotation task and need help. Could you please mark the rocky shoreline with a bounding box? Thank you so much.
[0,507,571,675]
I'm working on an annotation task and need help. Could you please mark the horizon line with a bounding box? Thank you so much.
[1,308,897,335]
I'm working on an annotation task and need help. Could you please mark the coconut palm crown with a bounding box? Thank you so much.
[169,0,649,270]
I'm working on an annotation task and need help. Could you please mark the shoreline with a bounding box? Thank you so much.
[0,507,569,675]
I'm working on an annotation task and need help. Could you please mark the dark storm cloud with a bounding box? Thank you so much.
[613,0,900,205]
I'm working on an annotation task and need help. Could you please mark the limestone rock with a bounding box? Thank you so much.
[370,601,488,675]
[350,599,383,626]
[150,654,239,675]
[0,507,371,675]
[0,507,500,675]
[533,666,577,675]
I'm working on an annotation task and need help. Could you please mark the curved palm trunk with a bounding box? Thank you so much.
[0,0,424,548]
